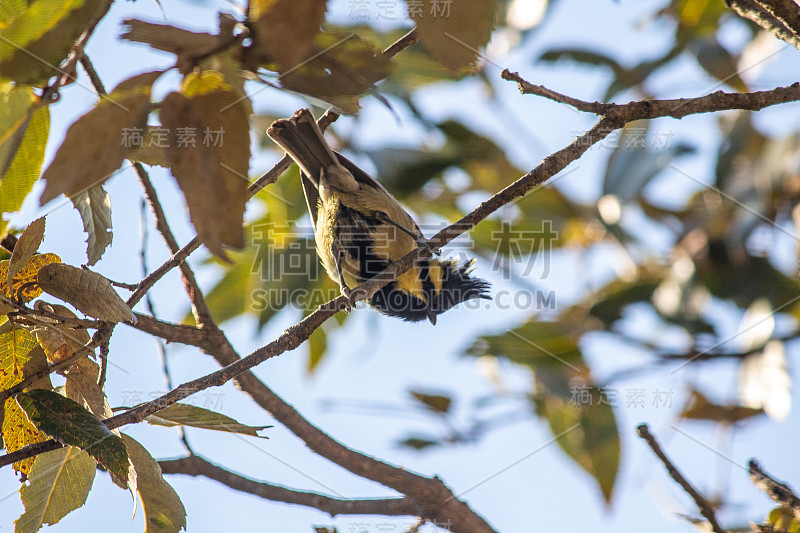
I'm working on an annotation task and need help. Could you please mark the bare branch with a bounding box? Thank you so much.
[637,424,724,533]
[159,455,423,518]
[726,0,800,50]
[502,69,800,118]
[749,459,800,519]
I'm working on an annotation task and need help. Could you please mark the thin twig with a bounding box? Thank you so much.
[637,424,724,533]
[749,459,800,519]
[382,28,418,59]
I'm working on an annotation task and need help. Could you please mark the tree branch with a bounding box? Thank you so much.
[637,424,724,533]
[749,459,800,519]
[502,69,800,118]
[159,455,423,518]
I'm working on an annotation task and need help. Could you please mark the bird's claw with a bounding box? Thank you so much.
[340,286,354,313]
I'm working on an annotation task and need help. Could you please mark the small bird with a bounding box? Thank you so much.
[268,108,490,324]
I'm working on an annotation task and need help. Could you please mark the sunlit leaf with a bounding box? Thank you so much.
[738,340,791,422]
[0,253,61,303]
[8,217,45,284]
[0,0,107,83]
[0,85,49,236]
[15,446,96,533]
[146,403,271,437]
[36,263,135,323]
[0,327,51,475]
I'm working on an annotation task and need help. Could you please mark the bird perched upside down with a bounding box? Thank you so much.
[267,108,490,324]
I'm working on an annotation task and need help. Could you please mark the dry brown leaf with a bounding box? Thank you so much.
[278,31,392,113]
[7,216,45,285]
[248,0,326,69]
[33,302,92,362]
[39,71,163,205]
[121,19,222,74]
[410,0,498,73]
[681,388,764,424]
[159,70,250,260]
[36,263,136,324]
[0,252,61,303]
[0,329,52,475]
[65,358,112,419]
[0,0,107,84]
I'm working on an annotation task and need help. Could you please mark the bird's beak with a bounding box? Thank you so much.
[427,309,437,325]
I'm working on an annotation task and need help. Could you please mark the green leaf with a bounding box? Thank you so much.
[397,436,441,451]
[0,85,49,236]
[534,377,620,504]
[468,317,619,502]
[15,446,96,533]
[70,185,112,266]
[146,403,271,437]
[0,0,107,84]
[123,434,186,533]
[307,326,327,374]
[589,279,662,326]
[409,390,452,414]
[15,389,130,484]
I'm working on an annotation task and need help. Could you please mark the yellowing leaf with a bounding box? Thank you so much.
[410,0,498,73]
[39,71,163,205]
[0,0,107,84]
[8,217,45,284]
[121,19,222,74]
[122,434,187,533]
[36,263,135,323]
[15,446,96,532]
[0,85,49,236]
[0,328,51,475]
[70,185,112,266]
[159,70,250,259]
[248,0,326,70]
[0,253,61,303]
